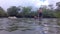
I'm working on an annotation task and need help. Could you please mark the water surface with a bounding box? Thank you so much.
[0,18,60,34]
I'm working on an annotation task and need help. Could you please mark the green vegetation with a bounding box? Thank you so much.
[7,6,20,16]
[0,7,8,17]
[0,2,60,18]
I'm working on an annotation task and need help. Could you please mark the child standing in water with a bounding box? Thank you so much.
[38,8,43,20]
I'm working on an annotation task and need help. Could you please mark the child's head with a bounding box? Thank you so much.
[38,8,42,13]
[39,8,42,9]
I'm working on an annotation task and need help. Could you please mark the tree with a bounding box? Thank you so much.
[42,5,55,18]
[54,2,60,18]
[7,6,20,16]
[56,2,60,11]
[56,2,60,7]
[48,4,53,10]
[0,7,7,17]
[21,7,32,17]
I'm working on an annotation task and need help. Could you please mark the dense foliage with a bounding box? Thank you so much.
[0,2,60,18]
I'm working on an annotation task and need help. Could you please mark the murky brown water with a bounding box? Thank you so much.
[0,18,60,34]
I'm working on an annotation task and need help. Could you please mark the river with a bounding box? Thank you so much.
[0,18,60,34]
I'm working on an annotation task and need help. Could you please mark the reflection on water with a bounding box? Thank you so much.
[0,18,60,34]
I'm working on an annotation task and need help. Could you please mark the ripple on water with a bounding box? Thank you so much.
[0,18,59,34]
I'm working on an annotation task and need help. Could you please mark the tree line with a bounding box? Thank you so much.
[0,2,60,18]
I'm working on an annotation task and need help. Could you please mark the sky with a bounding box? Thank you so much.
[0,0,60,10]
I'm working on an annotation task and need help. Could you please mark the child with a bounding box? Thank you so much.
[34,16,37,19]
[38,8,43,20]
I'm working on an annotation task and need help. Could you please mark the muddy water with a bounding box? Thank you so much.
[0,18,59,34]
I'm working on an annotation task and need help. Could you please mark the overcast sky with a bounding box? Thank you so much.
[0,0,60,10]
